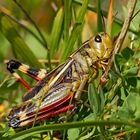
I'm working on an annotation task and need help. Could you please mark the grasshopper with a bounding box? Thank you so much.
[6,32,112,128]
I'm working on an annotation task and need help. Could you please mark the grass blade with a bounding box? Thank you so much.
[64,0,72,43]
[49,7,64,58]
[60,0,89,62]
[106,0,113,36]
[0,14,42,67]
[88,83,100,115]
[96,0,104,32]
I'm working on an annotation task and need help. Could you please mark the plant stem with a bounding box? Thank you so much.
[10,120,140,140]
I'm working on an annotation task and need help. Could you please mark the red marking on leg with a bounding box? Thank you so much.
[36,104,74,121]
[27,74,42,81]
[27,93,74,118]
[20,104,74,127]
[13,73,32,90]
[38,94,73,114]
[18,78,31,90]
[19,94,74,126]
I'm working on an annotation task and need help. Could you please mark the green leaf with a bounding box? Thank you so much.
[114,54,122,73]
[79,128,95,140]
[121,47,134,60]
[114,54,125,73]
[67,128,80,140]
[64,0,72,42]
[98,86,105,112]
[118,93,140,121]
[135,50,140,59]
[126,77,137,87]
[123,66,138,77]
[61,24,82,62]
[83,113,96,122]
[88,83,100,115]
[96,0,104,32]
[0,77,18,95]
[120,87,127,101]
[49,7,64,58]
[60,0,89,62]
[76,0,89,23]
[0,14,42,67]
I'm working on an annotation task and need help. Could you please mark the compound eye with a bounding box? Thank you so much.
[94,34,102,43]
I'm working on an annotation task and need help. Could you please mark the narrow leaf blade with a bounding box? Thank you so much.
[49,7,64,58]
[0,14,42,67]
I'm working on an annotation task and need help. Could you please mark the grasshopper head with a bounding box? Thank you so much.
[89,32,112,59]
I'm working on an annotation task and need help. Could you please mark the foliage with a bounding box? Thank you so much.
[0,0,140,139]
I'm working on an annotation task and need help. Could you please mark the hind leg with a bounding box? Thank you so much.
[6,59,48,89]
